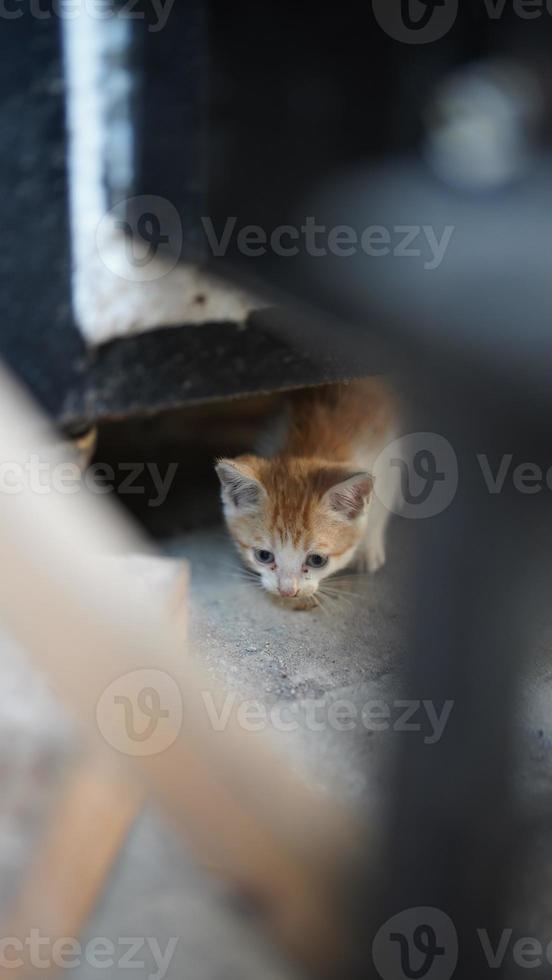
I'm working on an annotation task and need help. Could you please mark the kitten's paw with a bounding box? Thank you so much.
[365,538,386,574]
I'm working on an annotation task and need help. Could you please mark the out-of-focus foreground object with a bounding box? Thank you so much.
[0,364,361,978]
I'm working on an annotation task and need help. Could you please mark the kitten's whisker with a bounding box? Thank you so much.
[219,560,251,573]
[315,593,331,616]
[222,565,255,577]
[319,588,354,610]
[321,582,363,596]
[220,563,260,582]
[322,587,363,599]
[318,590,341,610]
[224,571,260,584]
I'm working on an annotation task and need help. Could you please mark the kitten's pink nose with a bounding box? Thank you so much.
[278,579,298,597]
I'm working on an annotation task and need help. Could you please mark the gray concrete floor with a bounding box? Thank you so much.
[2,516,552,979]
[177,521,411,806]
[80,519,414,980]
[83,519,552,980]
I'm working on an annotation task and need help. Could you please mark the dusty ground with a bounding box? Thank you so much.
[1,515,552,979]
[175,521,411,805]
[80,519,414,980]
[83,519,552,980]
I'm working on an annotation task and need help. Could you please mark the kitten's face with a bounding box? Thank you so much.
[216,455,372,602]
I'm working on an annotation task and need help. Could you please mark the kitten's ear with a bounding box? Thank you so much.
[322,471,373,521]
[215,459,265,512]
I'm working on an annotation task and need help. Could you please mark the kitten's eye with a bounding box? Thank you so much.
[254,549,275,565]
[306,553,328,569]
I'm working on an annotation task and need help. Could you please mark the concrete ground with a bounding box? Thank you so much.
[177,521,411,804]
[2,515,552,979]
[80,518,552,980]
[78,518,413,980]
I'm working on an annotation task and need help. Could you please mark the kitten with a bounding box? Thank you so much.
[216,379,399,609]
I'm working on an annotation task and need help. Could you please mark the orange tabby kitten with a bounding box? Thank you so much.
[216,379,399,609]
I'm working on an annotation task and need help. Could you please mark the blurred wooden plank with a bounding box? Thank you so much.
[0,756,144,980]
[0,365,360,976]
[0,553,190,979]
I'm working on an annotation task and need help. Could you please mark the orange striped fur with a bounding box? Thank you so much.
[216,379,399,609]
